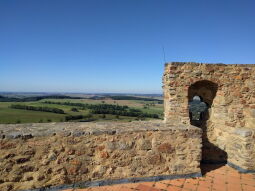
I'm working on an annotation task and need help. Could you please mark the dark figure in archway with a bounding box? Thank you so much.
[188,80,227,174]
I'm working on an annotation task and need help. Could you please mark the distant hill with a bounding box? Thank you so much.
[89,95,163,102]
[0,95,83,102]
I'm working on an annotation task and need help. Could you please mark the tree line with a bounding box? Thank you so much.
[43,101,159,119]
[10,104,65,114]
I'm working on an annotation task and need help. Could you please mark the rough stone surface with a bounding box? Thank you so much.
[0,121,202,190]
[0,62,254,190]
[163,62,255,171]
[163,62,255,129]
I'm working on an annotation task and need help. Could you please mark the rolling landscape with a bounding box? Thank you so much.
[0,93,163,124]
[1,1,255,191]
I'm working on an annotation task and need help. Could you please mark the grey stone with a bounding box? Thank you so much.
[106,142,116,151]
[6,132,22,139]
[72,130,84,137]
[251,109,255,118]
[48,152,57,161]
[118,141,133,150]
[234,129,252,137]
[138,140,152,150]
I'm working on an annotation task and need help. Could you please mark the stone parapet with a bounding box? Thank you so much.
[213,126,255,172]
[0,121,202,190]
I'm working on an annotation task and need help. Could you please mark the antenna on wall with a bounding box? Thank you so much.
[162,46,166,63]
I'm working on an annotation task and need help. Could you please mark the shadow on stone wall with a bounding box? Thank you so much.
[199,116,228,175]
[188,80,228,175]
[200,112,228,165]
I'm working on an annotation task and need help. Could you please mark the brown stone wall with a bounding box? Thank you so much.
[213,126,255,171]
[163,62,255,170]
[163,62,255,129]
[0,121,202,191]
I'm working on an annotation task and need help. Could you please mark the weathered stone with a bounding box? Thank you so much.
[172,164,185,172]
[137,139,152,150]
[105,142,116,151]
[158,143,174,153]
[67,165,79,175]
[234,129,252,137]
[79,166,89,174]
[163,62,255,171]
[146,154,163,165]
[0,122,203,190]
[117,141,133,150]
[48,152,57,161]
[100,151,109,159]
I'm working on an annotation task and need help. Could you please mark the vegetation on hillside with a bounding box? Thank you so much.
[0,95,82,102]
[89,95,163,103]
[10,104,65,114]
[43,101,159,118]
[0,95,163,124]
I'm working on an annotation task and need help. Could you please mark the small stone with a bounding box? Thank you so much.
[106,142,116,151]
[146,154,163,165]
[138,139,152,150]
[100,151,109,159]
[97,145,105,151]
[79,166,89,174]
[48,152,57,161]
[118,141,133,150]
[67,166,79,175]
[234,129,252,137]
[158,143,175,153]
[67,149,75,155]
[69,159,82,166]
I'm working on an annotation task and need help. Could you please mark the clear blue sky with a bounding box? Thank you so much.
[1,0,255,93]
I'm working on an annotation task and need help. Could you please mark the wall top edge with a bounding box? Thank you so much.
[0,121,201,139]
[164,62,255,67]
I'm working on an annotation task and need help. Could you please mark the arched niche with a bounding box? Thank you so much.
[188,80,218,107]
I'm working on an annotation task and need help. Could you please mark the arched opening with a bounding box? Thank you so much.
[188,80,227,173]
[189,95,209,127]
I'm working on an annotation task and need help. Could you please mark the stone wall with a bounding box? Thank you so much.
[163,62,255,129]
[0,121,202,191]
[0,61,254,190]
[163,62,255,171]
[213,126,255,172]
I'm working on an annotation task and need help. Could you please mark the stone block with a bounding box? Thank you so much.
[158,143,175,154]
[137,139,152,150]
[234,129,252,137]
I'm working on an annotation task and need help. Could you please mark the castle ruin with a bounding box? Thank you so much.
[0,62,254,190]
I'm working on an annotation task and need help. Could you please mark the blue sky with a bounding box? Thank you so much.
[1,0,255,93]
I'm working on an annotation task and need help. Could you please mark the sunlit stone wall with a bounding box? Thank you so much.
[163,62,255,170]
[0,121,202,190]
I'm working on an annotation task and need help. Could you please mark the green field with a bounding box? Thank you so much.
[0,96,163,124]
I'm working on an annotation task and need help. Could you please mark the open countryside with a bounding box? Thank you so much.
[0,94,163,124]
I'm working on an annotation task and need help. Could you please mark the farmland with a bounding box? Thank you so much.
[0,94,163,124]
